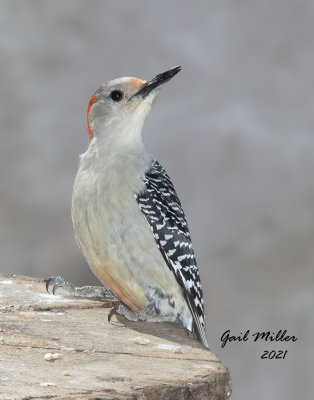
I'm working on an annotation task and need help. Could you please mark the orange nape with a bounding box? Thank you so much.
[87,91,98,141]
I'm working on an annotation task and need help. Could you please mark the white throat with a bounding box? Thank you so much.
[91,97,155,158]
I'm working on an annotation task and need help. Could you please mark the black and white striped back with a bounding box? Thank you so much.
[136,160,208,348]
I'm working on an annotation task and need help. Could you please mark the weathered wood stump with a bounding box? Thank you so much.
[0,274,231,399]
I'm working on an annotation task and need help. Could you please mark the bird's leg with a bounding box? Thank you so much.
[46,276,117,300]
[108,302,175,323]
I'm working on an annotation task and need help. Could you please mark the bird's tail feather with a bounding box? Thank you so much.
[185,293,209,349]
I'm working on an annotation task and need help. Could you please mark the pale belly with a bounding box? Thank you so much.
[71,166,183,312]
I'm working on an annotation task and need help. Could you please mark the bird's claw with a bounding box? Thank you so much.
[45,276,66,295]
[108,304,121,323]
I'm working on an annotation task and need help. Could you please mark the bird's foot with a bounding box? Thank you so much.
[108,302,173,323]
[45,276,117,300]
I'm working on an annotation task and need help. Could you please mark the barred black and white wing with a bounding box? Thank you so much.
[136,160,208,348]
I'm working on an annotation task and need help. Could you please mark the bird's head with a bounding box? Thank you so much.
[86,66,181,150]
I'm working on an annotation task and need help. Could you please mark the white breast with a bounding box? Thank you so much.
[71,144,185,312]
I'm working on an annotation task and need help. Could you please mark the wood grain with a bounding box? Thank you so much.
[0,274,231,399]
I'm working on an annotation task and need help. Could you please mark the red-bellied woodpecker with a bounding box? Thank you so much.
[46,66,209,348]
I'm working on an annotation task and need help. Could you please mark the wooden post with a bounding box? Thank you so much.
[0,274,231,399]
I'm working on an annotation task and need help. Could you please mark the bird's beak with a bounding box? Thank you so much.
[130,66,181,100]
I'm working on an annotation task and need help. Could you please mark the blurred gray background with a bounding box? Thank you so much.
[1,0,313,398]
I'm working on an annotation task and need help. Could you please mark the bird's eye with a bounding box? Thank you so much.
[110,90,124,102]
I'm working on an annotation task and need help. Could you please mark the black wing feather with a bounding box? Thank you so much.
[136,160,208,348]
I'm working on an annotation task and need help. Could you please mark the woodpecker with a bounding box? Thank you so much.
[46,66,209,348]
